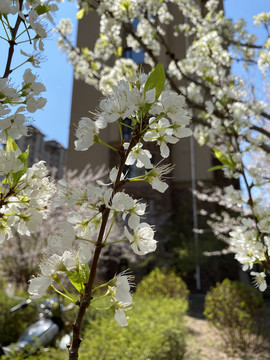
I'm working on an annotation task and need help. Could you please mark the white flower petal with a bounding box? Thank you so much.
[114,309,129,327]
[78,243,92,264]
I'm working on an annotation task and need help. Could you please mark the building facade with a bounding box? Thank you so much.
[17,125,66,179]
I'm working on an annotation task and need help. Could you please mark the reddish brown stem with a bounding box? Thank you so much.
[68,125,142,360]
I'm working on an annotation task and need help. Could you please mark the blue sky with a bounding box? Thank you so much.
[13,0,270,148]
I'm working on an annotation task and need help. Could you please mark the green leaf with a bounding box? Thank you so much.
[6,136,18,152]
[2,178,9,185]
[118,0,130,11]
[35,5,51,15]
[203,76,215,84]
[11,147,29,186]
[213,147,231,166]
[76,8,85,19]
[208,165,223,172]
[144,63,165,101]
[18,146,29,169]
[115,46,122,57]
[90,61,98,71]
[67,264,90,294]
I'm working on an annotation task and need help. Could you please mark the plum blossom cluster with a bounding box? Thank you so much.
[29,242,92,298]
[0,143,56,242]
[3,0,270,357]
[26,65,191,351]
[57,0,270,292]
[1,3,191,359]
[0,0,61,134]
[0,71,47,144]
[0,0,61,68]
[0,1,62,247]
[0,0,63,145]
[75,73,191,159]
[107,272,134,327]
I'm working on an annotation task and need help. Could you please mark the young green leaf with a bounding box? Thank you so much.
[11,147,29,186]
[6,136,19,152]
[144,63,165,101]
[67,264,90,294]
[208,165,223,172]
[213,147,232,167]
[76,8,85,19]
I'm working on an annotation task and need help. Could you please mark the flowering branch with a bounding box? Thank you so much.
[54,0,270,293]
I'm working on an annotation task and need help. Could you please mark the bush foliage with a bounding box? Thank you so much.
[79,295,188,360]
[0,271,189,359]
[204,278,268,352]
[136,268,189,300]
[1,294,188,360]
[0,289,39,346]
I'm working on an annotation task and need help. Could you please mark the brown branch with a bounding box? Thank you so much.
[229,39,266,50]
[68,207,110,360]
[251,124,270,139]
[261,111,270,121]
[68,124,142,360]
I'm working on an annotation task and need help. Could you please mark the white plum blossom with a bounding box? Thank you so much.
[17,208,44,236]
[75,117,100,151]
[67,211,96,239]
[29,247,92,299]
[124,223,157,255]
[109,167,125,183]
[144,118,179,158]
[224,185,244,208]
[96,80,137,128]
[144,162,174,193]
[0,0,19,15]
[0,213,13,244]
[129,87,156,108]
[104,190,146,229]
[2,0,269,346]
[56,18,73,36]
[0,107,28,143]
[250,272,267,292]
[124,142,153,169]
[0,150,23,175]
[105,192,134,213]
[96,167,125,186]
[28,276,53,299]
[126,201,147,230]
[25,160,49,179]
[115,273,133,303]
[150,91,190,125]
[108,272,134,327]
[48,222,76,252]
[78,242,92,264]
[0,0,201,350]
[54,179,102,207]
[114,308,129,327]
[229,227,266,271]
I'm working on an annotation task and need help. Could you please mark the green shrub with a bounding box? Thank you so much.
[0,290,39,346]
[136,268,189,300]
[79,294,188,360]
[204,278,268,352]
[1,294,188,360]
[1,348,67,360]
